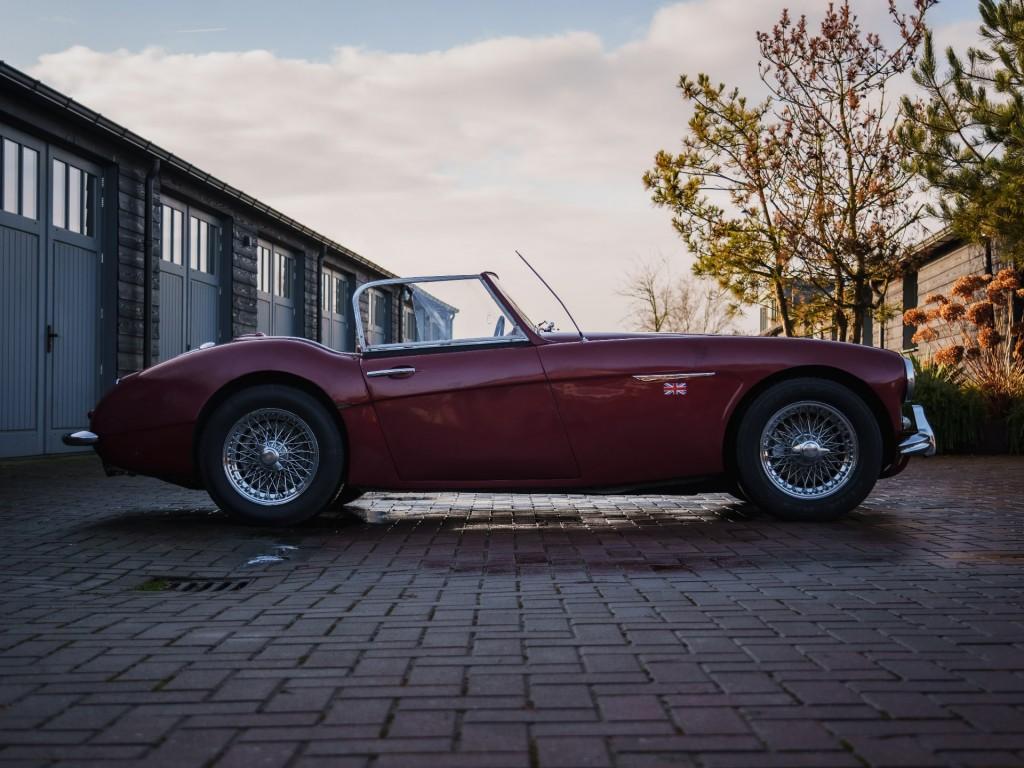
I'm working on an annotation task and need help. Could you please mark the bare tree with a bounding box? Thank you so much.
[621,259,741,334]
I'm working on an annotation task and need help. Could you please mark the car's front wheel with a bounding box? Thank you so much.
[200,385,344,526]
[733,378,882,521]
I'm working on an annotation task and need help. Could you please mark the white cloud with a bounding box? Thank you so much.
[29,0,971,333]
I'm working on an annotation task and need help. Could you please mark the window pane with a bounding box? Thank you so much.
[258,246,270,292]
[52,160,66,228]
[67,165,82,233]
[21,147,37,220]
[200,221,209,273]
[275,252,292,298]
[172,209,183,265]
[83,172,96,237]
[321,272,330,308]
[207,224,217,275]
[161,206,171,261]
[189,216,199,270]
[335,277,345,315]
[3,139,18,214]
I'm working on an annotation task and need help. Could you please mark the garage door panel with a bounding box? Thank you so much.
[189,278,218,348]
[273,301,294,336]
[0,225,40,434]
[49,241,98,431]
[160,266,185,360]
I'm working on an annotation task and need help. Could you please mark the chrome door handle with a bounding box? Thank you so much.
[367,367,416,378]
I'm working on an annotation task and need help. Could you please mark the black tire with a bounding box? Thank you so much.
[200,384,344,526]
[733,378,882,521]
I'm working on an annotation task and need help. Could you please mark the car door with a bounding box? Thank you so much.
[358,277,579,482]
[537,334,731,485]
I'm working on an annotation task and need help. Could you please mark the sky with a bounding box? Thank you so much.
[0,0,980,332]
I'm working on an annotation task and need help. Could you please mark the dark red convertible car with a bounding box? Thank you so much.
[65,272,935,525]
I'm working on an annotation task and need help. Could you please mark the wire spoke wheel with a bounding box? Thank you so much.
[759,400,858,500]
[222,408,320,506]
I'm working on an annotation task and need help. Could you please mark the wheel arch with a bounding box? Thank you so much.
[192,371,350,482]
[721,365,897,481]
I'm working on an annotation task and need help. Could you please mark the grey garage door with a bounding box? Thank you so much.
[158,196,222,360]
[256,240,296,336]
[0,123,104,458]
[320,265,351,351]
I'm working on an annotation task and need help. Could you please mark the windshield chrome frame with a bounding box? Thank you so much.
[352,273,528,353]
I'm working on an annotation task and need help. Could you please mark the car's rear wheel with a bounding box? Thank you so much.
[733,378,882,521]
[200,385,344,526]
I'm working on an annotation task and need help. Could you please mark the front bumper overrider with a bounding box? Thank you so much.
[898,404,936,457]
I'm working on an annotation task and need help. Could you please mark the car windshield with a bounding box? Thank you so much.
[367,276,524,350]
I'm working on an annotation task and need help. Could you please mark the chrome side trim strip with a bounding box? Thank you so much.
[632,372,717,382]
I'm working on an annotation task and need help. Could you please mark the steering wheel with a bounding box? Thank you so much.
[493,316,506,337]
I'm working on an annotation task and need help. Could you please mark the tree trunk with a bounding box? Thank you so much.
[833,269,847,342]
[772,279,795,337]
[850,277,866,345]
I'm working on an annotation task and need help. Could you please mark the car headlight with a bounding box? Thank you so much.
[903,356,915,402]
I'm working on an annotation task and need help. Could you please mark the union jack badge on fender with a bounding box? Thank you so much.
[663,382,688,396]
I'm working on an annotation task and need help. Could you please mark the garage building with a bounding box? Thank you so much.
[0,61,399,459]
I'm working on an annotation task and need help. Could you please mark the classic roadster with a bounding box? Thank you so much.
[65,271,935,525]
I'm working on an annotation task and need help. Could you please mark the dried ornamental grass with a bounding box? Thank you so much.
[939,302,966,322]
[965,300,995,327]
[933,345,964,366]
[903,269,1024,404]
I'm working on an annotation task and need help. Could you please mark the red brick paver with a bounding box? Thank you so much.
[0,455,1022,767]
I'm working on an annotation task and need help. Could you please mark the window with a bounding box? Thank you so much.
[323,272,349,316]
[367,288,389,346]
[52,158,96,235]
[335,276,347,315]
[161,200,220,272]
[258,242,293,298]
[359,277,523,351]
[1,137,38,220]
[188,215,217,275]
[275,250,293,298]
[257,245,272,293]
[160,205,182,265]
[403,306,417,342]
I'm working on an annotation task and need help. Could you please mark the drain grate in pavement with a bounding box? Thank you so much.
[135,577,251,593]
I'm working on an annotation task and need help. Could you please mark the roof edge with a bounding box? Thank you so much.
[0,60,396,279]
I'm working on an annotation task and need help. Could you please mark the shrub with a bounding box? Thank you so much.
[911,360,987,453]
[1009,398,1024,455]
[904,268,1024,409]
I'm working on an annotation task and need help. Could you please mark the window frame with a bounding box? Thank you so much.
[51,157,97,236]
[160,195,221,275]
[256,239,295,299]
[0,135,39,221]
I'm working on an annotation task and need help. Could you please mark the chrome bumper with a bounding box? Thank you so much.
[62,430,99,447]
[898,404,936,457]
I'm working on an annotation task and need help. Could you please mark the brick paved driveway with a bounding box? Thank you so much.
[0,455,1022,768]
